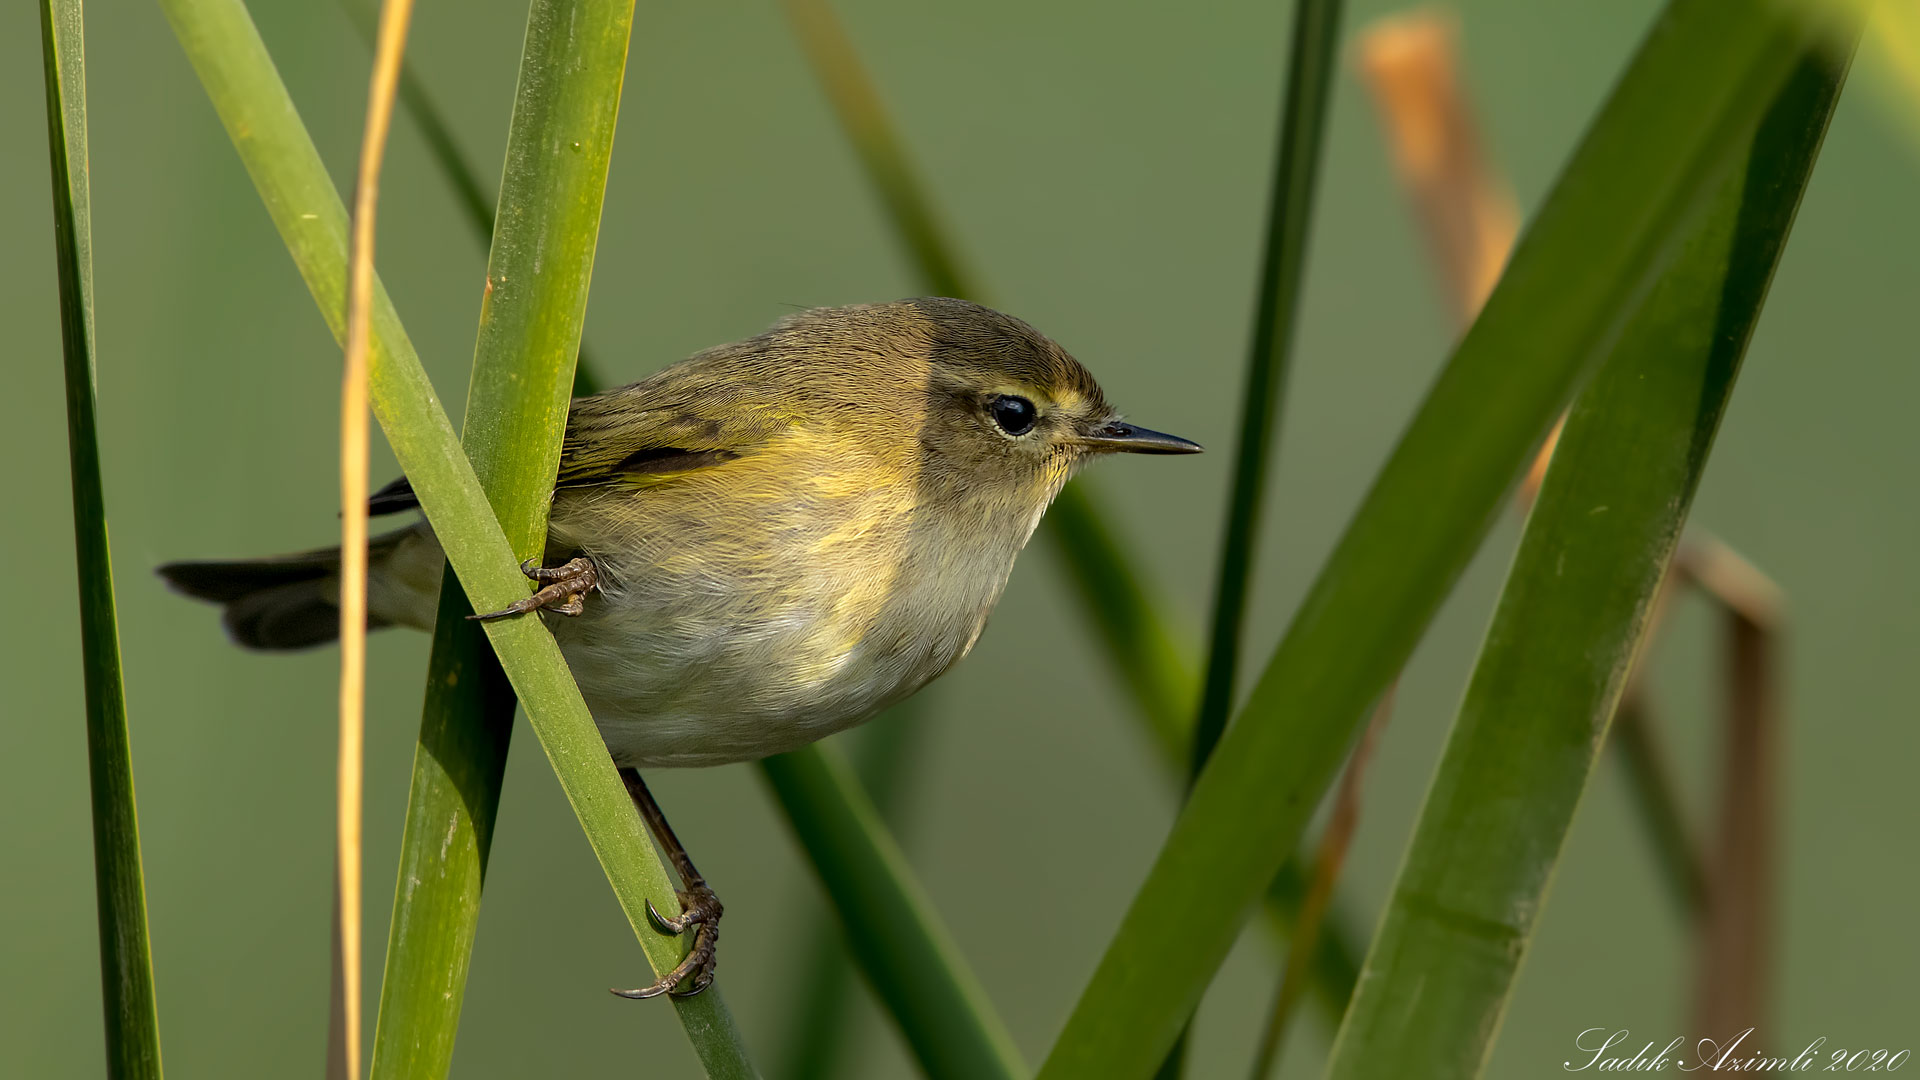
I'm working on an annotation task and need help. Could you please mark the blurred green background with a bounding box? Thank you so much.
[4,0,1915,1076]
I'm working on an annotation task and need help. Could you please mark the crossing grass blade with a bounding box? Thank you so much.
[335,0,606,396]
[1188,0,1344,778]
[367,583,512,1080]
[363,0,643,1074]
[766,709,927,1080]
[42,2,164,1075]
[780,0,1362,1031]
[776,0,1196,743]
[332,12,1021,1070]
[1164,3,1347,1075]
[1324,46,1851,1079]
[759,744,1026,1080]
[1034,2,1842,1075]
[156,1,756,1073]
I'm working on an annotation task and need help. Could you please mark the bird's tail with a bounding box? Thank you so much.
[158,528,423,651]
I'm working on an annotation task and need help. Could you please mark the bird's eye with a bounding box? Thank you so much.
[988,395,1037,436]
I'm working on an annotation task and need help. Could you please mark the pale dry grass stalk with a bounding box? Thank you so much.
[332,2,415,1076]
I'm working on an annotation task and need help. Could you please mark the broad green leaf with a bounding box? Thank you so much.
[1324,46,1852,1080]
[157,1,756,1073]
[42,1,164,1075]
[1036,2,1837,1076]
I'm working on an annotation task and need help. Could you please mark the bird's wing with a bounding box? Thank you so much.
[367,362,795,515]
[554,369,795,489]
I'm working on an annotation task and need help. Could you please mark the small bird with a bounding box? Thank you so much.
[160,297,1200,997]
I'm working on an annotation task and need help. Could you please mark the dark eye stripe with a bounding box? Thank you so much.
[989,395,1037,436]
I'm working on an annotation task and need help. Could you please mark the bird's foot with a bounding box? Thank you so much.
[468,556,598,621]
[612,882,723,999]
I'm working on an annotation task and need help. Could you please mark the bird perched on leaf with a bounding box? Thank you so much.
[160,298,1200,998]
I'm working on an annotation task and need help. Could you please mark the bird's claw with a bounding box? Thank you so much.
[645,895,689,935]
[468,556,599,621]
[615,883,723,999]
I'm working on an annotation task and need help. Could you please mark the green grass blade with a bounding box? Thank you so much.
[42,3,164,1076]
[781,0,1363,1033]
[1611,697,1709,918]
[1324,46,1851,1080]
[369,0,642,1070]
[339,13,1011,1071]
[1038,489,1196,747]
[369,583,512,1080]
[1164,4,1346,1073]
[760,744,1026,1080]
[777,0,1196,737]
[336,0,605,396]
[1189,0,1343,776]
[776,0,974,298]
[767,709,925,1080]
[157,1,756,1073]
[1035,2,1834,1075]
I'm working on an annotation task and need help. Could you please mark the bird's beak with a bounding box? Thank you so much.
[1074,419,1204,455]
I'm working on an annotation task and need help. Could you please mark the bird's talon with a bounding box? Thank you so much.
[646,897,688,936]
[611,920,719,1000]
[467,556,599,621]
[669,967,715,998]
[609,978,672,1000]
[616,769,723,1002]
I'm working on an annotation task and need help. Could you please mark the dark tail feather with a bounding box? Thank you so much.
[158,543,394,651]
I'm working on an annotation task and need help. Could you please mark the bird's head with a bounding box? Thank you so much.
[767,298,1201,525]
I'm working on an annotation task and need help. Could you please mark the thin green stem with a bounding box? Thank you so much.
[779,0,1366,1041]
[760,744,1026,1080]
[777,0,1197,737]
[1189,0,1345,781]
[776,0,974,297]
[1159,5,1346,1074]
[335,0,604,396]
[768,708,926,1080]
[367,581,512,1080]
[43,1,164,1074]
[1610,694,1708,918]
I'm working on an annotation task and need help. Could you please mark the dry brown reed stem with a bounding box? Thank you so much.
[332,2,414,1077]
[1678,538,1784,1045]
[1356,10,1517,318]
[1611,574,1710,917]
[1359,4,1786,1044]
[1247,692,1393,1080]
